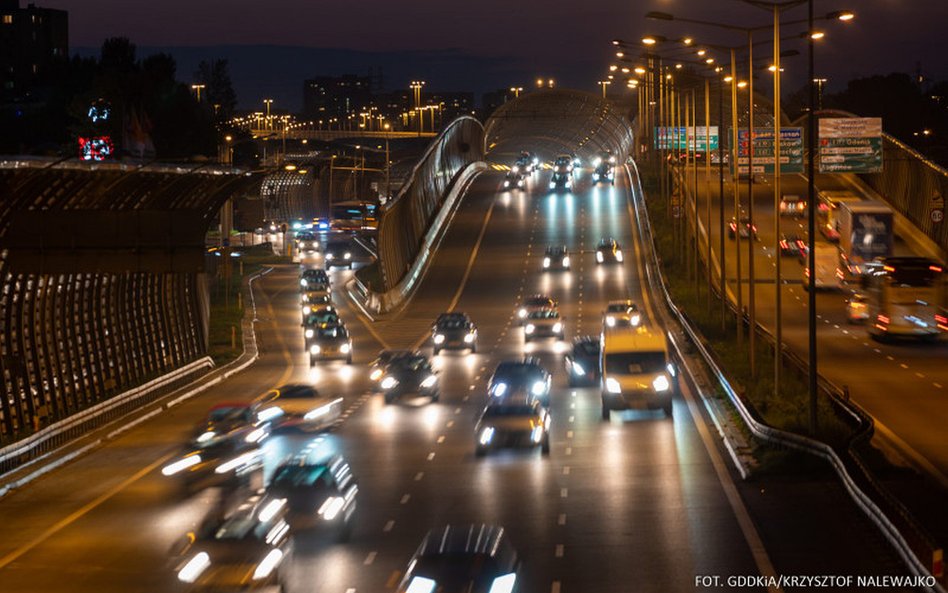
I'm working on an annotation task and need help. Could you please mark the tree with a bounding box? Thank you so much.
[195,59,238,121]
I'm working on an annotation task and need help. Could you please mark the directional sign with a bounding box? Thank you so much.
[654,127,719,151]
[736,128,803,175]
[818,117,883,173]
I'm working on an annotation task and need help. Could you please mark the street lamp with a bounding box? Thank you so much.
[191,84,205,102]
[263,99,273,130]
[598,80,612,98]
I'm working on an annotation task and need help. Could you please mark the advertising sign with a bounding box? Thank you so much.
[818,117,884,173]
[736,128,803,175]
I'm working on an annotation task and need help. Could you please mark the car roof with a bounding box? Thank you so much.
[602,327,667,352]
[416,524,514,559]
[267,383,318,399]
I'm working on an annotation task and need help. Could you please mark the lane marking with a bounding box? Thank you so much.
[563,466,571,475]
[0,452,174,570]
[565,447,572,456]
[383,520,395,532]
[427,452,436,461]
[555,544,564,558]
[560,488,568,498]
[437,435,445,444]
[446,420,455,428]
[364,552,377,565]
[400,494,411,504]
[558,513,567,525]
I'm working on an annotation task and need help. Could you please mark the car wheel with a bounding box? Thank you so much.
[470,344,477,354]
[384,393,394,405]
[601,401,610,421]
[434,347,441,355]
[475,446,487,458]
[663,401,673,417]
[309,356,315,367]
[541,437,551,455]
[346,355,353,364]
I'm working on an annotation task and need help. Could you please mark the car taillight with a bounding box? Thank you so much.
[935,314,948,331]
[877,315,890,324]
[780,240,788,249]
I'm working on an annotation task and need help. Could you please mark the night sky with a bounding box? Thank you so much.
[40,0,948,111]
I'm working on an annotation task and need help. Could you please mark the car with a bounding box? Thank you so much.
[779,234,807,258]
[592,161,615,184]
[170,493,294,591]
[161,405,266,496]
[779,194,807,217]
[601,328,678,419]
[728,217,758,240]
[523,309,565,341]
[549,169,572,190]
[295,230,320,253]
[302,306,342,336]
[502,170,525,190]
[513,153,537,174]
[569,152,582,168]
[369,349,414,387]
[432,312,477,354]
[487,358,552,406]
[301,292,332,318]
[378,352,440,403]
[254,384,343,433]
[593,150,617,168]
[300,268,331,290]
[516,294,558,325]
[475,400,551,456]
[553,154,574,172]
[564,336,601,386]
[846,293,870,324]
[396,524,521,593]
[324,240,353,269]
[265,448,358,537]
[307,324,352,365]
[595,238,624,264]
[602,300,641,328]
[542,245,570,271]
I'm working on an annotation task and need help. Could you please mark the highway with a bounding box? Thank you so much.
[0,163,917,592]
[686,165,948,484]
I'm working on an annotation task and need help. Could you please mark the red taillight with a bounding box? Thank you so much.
[877,315,890,324]
[930,265,943,273]
[780,240,788,249]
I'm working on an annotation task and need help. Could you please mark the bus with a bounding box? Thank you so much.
[330,201,378,231]
[864,257,946,341]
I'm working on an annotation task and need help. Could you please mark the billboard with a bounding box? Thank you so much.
[818,117,883,173]
[736,127,803,175]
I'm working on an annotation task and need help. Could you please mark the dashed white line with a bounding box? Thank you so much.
[900,363,908,369]
[887,355,895,361]
[563,466,571,475]
[383,520,395,532]
[560,488,568,498]
[555,544,565,558]
[400,494,411,504]
[454,407,462,414]
[935,383,943,389]
[565,447,572,456]
[364,552,377,565]
[558,513,567,525]
[414,472,424,481]
[427,452,436,461]
[915,372,925,379]
[566,430,574,439]
[568,415,574,423]
[447,420,455,428]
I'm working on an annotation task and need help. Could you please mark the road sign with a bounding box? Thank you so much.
[736,128,803,175]
[654,127,719,151]
[818,117,883,173]
[931,192,945,224]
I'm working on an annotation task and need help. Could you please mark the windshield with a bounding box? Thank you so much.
[576,341,599,356]
[493,364,543,385]
[527,310,559,320]
[604,352,666,375]
[438,318,468,330]
[271,464,330,488]
[305,312,339,325]
[207,407,251,423]
[316,326,347,339]
[483,405,536,417]
[607,304,635,313]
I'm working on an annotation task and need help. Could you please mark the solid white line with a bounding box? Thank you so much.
[427,452,436,461]
[558,513,566,525]
[560,488,568,498]
[555,544,564,558]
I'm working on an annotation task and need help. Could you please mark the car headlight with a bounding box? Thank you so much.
[305,328,314,339]
[593,174,600,181]
[596,252,604,262]
[512,165,519,173]
[433,333,445,344]
[606,377,621,394]
[666,363,677,377]
[562,256,570,267]
[571,361,585,375]
[606,316,616,327]
[245,426,268,443]
[370,368,383,381]
[326,253,334,260]
[304,398,341,421]
[531,381,546,396]
[341,343,351,354]
[594,157,602,166]
[300,279,308,287]
[303,305,312,315]
[344,252,351,259]
[178,552,211,583]
[253,548,284,580]
[464,332,475,343]
[479,426,495,445]
[653,374,671,392]
[489,573,517,593]
[552,322,563,333]
[525,324,535,334]
[615,251,624,262]
[257,406,283,423]
[631,314,641,326]
[380,376,398,390]
[406,576,437,593]
[504,180,510,187]
[492,383,507,397]
[518,308,527,318]
[317,496,346,521]
[310,344,320,355]
[549,181,556,189]
[543,257,551,268]
[421,374,437,388]
[196,430,216,444]
[215,450,259,474]
[162,454,201,476]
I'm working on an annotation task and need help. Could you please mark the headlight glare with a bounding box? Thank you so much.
[606,377,621,394]
[653,374,671,392]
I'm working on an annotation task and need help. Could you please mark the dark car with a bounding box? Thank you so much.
[187,403,269,449]
[553,154,574,172]
[549,169,572,190]
[596,238,624,264]
[254,384,343,433]
[516,294,558,325]
[475,401,551,456]
[779,233,806,257]
[514,152,538,174]
[564,336,601,386]
[542,245,570,271]
[432,312,477,354]
[503,170,525,190]
[396,524,521,593]
[487,358,551,406]
[300,268,331,290]
[592,162,615,184]
[728,217,758,240]
[170,493,294,590]
[265,449,358,538]
[324,240,353,269]
[307,324,352,365]
[302,306,341,335]
[378,352,439,403]
[295,230,320,253]
[369,349,414,387]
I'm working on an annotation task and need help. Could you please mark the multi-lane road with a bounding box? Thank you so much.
[0,162,917,593]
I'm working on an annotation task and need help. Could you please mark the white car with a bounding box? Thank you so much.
[524,309,565,341]
[603,300,641,328]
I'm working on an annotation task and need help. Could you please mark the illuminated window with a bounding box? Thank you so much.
[2,14,12,24]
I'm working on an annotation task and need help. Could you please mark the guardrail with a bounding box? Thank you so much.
[628,160,945,592]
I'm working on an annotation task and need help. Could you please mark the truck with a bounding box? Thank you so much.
[837,200,894,275]
[817,190,862,242]
[803,243,844,291]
